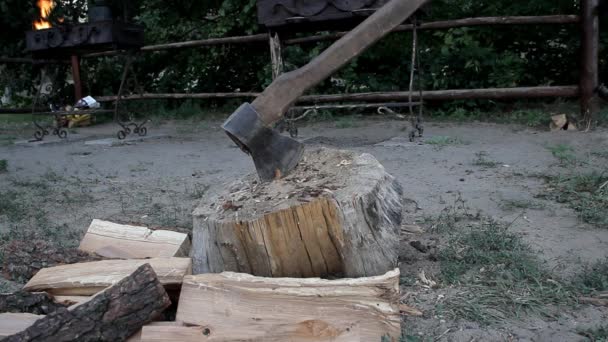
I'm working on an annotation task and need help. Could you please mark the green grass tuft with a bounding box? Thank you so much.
[542,171,608,228]
[425,136,467,148]
[546,144,577,166]
[572,258,608,295]
[578,326,608,342]
[473,151,499,168]
[439,221,572,324]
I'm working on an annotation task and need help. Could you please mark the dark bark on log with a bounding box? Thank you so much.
[5,264,171,342]
[3,240,102,283]
[0,292,66,315]
[94,86,579,104]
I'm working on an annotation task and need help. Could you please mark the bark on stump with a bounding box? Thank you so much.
[192,147,403,278]
[4,263,171,342]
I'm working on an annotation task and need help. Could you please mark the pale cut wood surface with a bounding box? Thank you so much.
[52,295,91,307]
[127,322,188,342]
[176,269,401,341]
[0,313,43,338]
[193,148,403,278]
[79,219,191,258]
[23,257,192,295]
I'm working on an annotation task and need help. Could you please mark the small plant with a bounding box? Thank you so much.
[425,136,466,148]
[334,116,358,129]
[572,258,608,295]
[578,326,608,342]
[0,159,7,173]
[500,198,545,211]
[546,144,577,165]
[472,151,499,168]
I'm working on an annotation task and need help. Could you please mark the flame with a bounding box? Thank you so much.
[33,0,55,30]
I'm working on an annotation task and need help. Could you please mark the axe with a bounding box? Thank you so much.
[223,0,429,181]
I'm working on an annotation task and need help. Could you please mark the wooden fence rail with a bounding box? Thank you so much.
[80,15,580,58]
[95,85,579,104]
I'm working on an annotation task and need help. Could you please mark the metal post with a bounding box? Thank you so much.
[580,0,599,128]
[71,55,83,101]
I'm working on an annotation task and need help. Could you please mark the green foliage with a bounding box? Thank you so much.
[0,159,7,173]
[0,0,598,116]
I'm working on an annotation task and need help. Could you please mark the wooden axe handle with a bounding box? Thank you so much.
[251,0,429,125]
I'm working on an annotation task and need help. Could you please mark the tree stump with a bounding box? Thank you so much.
[192,147,403,278]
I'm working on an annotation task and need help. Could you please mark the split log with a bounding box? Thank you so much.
[78,219,191,259]
[23,257,192,295]
[4,264,171,342]
[192,148,403,278]
[127,322,201,342]
[0,313,43,338]
[0,291,66,315]
[176,269,401,341]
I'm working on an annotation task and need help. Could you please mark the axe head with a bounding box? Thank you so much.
[222,103,304,182]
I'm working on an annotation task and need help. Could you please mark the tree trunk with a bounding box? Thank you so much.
[192,147,403,278]
[175,269,401,341]
[4,264,171,342]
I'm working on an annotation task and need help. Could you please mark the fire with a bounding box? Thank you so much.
[33,0,55,30]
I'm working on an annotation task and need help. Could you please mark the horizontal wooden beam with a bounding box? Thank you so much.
[94,86,579,104]
[284,15,581,45]
[82,15,579,58]
[0,57,68,65]
[299,85,580,103]
[95,92,259,102]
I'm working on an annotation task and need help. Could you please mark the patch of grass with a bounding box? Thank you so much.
[425,136,467,148]
[439,220,572,324]
[546,143,577,166]
[0,159,7,173]
[500,199,546,211]
[425,193,478,233]
[472,151,499,168]
[186,183,210,199]
[334,116,358,128]
[572,258,608,295]
[0,135,16,146]
[578,326,608,342]
[542,171,608,228]
[129,161,153,173]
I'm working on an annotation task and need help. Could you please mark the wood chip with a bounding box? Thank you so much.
[399,303,423,317]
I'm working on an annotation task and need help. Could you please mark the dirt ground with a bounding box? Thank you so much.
[1,116,607,341]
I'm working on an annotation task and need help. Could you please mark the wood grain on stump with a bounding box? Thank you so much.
[192,148,403,278]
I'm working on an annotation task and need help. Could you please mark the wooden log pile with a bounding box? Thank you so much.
[0,147,407,341]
